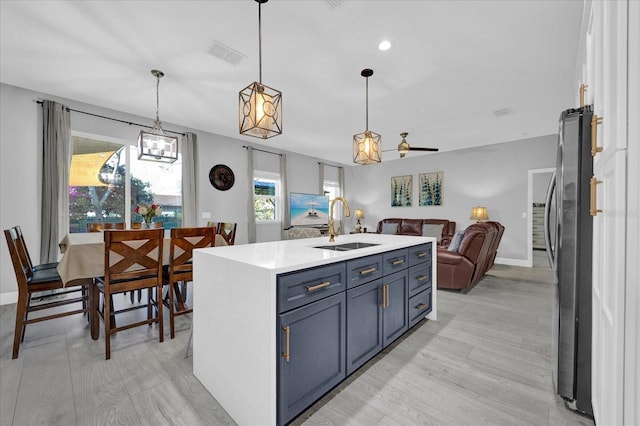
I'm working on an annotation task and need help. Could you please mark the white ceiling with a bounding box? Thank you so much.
[0,0,584,165]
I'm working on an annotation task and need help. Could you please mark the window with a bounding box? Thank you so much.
[254,171,280,221]
[68,133,182,232]
[323,180,341,219]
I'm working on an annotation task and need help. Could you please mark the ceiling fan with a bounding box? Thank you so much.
[396,132,439,158]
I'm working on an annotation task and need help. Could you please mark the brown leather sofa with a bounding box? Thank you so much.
[436,221,505,291]
[376,218,456,247]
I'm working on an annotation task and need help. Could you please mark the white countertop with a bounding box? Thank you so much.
[195,233,434,274]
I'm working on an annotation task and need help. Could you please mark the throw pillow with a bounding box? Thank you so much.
[381,222,399,235]
[422,223,444,242]
[448,231,465,252]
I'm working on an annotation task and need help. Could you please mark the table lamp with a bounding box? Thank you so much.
[470,206,489,223]
[355,209,365,233]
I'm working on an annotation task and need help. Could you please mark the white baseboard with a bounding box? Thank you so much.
[494,257,530,267]
[0,291,18,306]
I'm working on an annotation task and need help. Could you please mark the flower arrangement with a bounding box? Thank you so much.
[135,202,162,224]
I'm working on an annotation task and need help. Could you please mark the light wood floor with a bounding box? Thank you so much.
[0,263,594,426]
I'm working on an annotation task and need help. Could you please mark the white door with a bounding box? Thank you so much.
[588,1,629,424]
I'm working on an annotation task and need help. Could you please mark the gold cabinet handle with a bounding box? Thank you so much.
[360,267,377,275]
[591,114,603,156]
[416,303,429,311]
[307,281,330,292]
[416,252,427,258]
[385,285,390,309]
[579,83,588,107]
[590,176,603,216]
[282,326,290,362]
[383,285,387,308]
[380,284,388,308]
[416,275,428,281]
[391,259,405,265]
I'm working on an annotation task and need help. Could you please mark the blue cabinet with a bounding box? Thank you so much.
[278,292,346,426]
[382,270,409,347]
[346,278,383,374]
[277,241,432,425]
[346,269,409,375]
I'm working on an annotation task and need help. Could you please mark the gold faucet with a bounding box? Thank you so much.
[328,197,350,242]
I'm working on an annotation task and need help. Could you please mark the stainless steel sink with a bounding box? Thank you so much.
[313,242,380,251]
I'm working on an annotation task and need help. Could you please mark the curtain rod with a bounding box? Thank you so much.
[35,100,186,136]
[318,162,343,169]
[243,145,282,157]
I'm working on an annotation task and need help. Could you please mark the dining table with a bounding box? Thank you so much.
[57,230,227,340]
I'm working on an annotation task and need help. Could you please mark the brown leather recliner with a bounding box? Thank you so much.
[436,222,503,291]
[376,218,456,247]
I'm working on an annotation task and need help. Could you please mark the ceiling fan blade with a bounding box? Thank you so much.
[408,147,439,152]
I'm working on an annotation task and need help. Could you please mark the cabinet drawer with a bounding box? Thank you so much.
[408,287,432,328]
[408,262,432,297]
[408,243,432,267]
[277,263,346,313]
[382,248,408,275]
[346,254,383,289]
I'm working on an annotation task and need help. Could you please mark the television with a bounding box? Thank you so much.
[289,192,330,227]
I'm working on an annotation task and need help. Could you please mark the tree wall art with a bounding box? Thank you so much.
[391,175,412,207]
[418,172,444,206]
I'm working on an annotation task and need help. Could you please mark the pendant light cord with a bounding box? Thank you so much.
[258,1,263,84]
[365,76,369,131]
[155,74,161,124]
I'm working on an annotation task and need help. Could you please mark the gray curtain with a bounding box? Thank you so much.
[41,100,71,263]
[182,132,198,227]
[247,147,256,243]
[318,161,324,194]
[280,154,290,229]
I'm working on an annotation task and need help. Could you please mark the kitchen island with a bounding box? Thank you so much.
[193,233,437,425]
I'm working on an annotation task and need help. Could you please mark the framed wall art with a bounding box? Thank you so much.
[391,175,412,207]
[419,172,443,206]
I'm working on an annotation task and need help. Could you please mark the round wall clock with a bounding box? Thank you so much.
[209,164,235,191]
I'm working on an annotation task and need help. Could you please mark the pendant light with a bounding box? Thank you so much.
[137,69,178,163]
[353,69,381,164]
[239,0,282,139]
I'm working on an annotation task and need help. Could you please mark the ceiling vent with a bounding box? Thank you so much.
[492,107,513,117]
[209,41,246,65]
[326,0,343,8]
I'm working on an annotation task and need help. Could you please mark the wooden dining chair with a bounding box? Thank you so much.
[131,221,164,229]
[217,222,237,245]
[4,226,90,359]
[164,227,216,338]
[87,222,126,232]
[14,225,58,272]
[93,229,164,359]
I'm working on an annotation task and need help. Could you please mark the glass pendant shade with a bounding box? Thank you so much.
[239,0,282,140]
[353,68,381,165]
[353,130,382,164]
[137,126,178,163]
[239,81,282,139]
[138,69,178,163]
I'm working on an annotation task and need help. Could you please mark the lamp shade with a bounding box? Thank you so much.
[137,130,179,163]
[239,82,282,139]
[470,206,489,222]
[353,131,382,164]
[355,209,365,219]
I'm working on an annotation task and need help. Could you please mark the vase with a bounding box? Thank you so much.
[143,220,152,229]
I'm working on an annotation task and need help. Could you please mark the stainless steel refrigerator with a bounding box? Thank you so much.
[545,106,593,417]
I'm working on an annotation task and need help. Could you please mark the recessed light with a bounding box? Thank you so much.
[378,40,391,51]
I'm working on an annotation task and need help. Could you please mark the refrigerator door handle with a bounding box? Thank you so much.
[544,171,556,268]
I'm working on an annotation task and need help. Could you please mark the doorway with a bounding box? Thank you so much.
[528,168,554,268]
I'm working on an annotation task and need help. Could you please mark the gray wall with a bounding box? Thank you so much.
[0,81,556,302]
[345,135,557,262]
[0,83,325,301]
